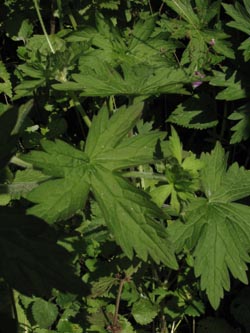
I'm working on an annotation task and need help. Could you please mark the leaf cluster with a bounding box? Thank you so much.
[1,1,250,332]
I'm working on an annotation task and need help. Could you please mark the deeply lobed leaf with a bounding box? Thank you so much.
[90,166,178,269]
[22,103,177,268]
[169,142,250,308]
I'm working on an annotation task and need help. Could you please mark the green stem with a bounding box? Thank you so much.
[70,92,92,128]
[9,287,18,325]
[160,314,168,333]
[33,0,91,131]
[33,0,55,54]
[68,12,78,30]
[138,165,145,188]
[148,0,153,14]
[122,170,166,181]
[10,156,32,169]
[56,0,63,30]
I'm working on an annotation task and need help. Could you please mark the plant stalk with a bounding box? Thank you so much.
[33,0,55,54]
[112,278,126,331]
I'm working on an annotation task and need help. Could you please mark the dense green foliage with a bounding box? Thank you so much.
[1,0,250,332]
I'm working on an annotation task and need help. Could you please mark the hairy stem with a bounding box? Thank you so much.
[112,277,126,331]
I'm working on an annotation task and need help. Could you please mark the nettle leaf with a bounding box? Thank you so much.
[91,276,118,298]
[167,93,218,129]
[32,298,58,329]
[169,143,250,309]
[23,103,177,268]
[132,298,159,325]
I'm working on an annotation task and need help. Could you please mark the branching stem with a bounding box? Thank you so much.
[109,275,130,333]
[112,277,126,331]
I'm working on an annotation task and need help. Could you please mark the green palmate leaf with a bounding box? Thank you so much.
[167,94,218,129]
[169,143,250,309]
[150,127,202,213]
[23,139,90,223]
[164,0,200,27]
[24,139,89,177]
[90,166,177,268]
[243,0,250,14]
[86,103,165,169]
[209,70,246,101]
[168,126,183,164]
[228,105,250,143]
[195,0,221,24]
[127,22,178,66]
[162,0,234,71]
[98,131,166,170]
[27,176,90,224]
[200,143,228,198]
[223,1,250,61]
[128,15,157,50]
[0,169,50,199]
[181,32,208,70]
[53,60,189,97]
[223,2,250,35]
[32,298,58,329]
[239,38,250,61]
[85,103,143,157]
[0,207,85,296]
[23,103,176,268]
[69,12,177,69]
